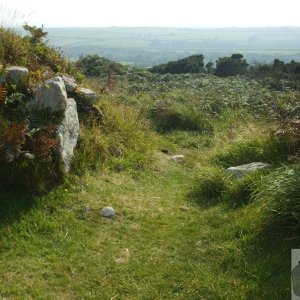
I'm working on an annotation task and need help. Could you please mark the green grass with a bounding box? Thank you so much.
[0,112,297,298]
[0,157,296,299]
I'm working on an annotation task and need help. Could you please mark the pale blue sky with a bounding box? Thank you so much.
[1,0,300,27]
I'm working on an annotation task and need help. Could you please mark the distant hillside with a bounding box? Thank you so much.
[45,27,300,67]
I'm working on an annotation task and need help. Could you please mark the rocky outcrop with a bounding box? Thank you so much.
[3,65,98,173]
[0,66,29,84]
[226,162,270,178]
[57,98,80,173]
[27,76,80,173]
[30,76,68,112]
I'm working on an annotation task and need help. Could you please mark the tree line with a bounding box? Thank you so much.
[149,53,300,79]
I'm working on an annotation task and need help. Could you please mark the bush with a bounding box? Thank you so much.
[215,54,248,77]
[77,54,128,77]
[150,54,205,74]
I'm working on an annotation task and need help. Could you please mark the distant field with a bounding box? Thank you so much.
[45,27,300,66]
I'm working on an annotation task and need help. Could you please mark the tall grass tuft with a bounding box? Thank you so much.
[251,164,300,237]
[73,100,155,173]
[149,100,213,133]
[188,166,230,206]
[188,165,266,208]
[212,135,290,168]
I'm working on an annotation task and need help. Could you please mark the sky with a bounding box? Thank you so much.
[1,0,300,28]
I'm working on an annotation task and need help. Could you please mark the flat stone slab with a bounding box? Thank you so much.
[171,154,184,162]
[226,162,270,179]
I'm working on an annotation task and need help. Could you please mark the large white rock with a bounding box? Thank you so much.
[57,98,80,173]
[32,76,68,112]
[0,66,29,84]
[226,162,270,179]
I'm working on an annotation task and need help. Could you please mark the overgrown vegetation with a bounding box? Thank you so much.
[0,25,300,298]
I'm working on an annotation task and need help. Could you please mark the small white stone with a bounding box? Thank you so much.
[101,207,116,218]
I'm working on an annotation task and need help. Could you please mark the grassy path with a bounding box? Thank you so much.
[0,150,290,299]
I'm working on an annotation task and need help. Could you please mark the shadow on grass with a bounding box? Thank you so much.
[238,230,299,299]
[0,187,38,227]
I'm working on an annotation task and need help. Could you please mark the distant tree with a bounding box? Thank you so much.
[215,54,248,77]
[205,61,214,74]
[77,54,128,77]
[231,53,244,60]
[150,54,205,74]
